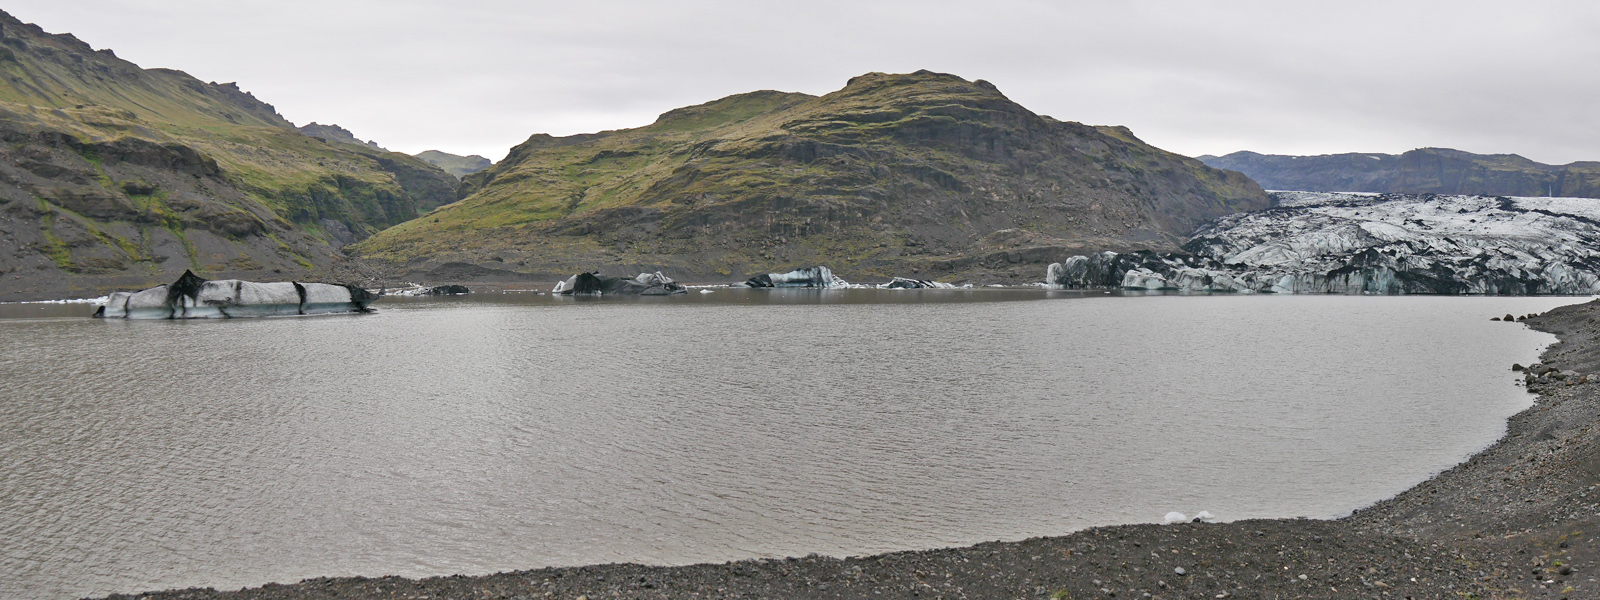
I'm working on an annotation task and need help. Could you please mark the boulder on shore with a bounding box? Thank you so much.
[94,270,375,319]
[552,272,686,295]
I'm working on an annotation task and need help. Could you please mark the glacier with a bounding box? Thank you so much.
[95,271,376,319]
[1046,192,1600,294]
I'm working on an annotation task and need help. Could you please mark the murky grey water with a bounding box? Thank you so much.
[0,290,1580,599]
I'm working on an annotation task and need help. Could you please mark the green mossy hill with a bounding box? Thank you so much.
[356,71,1267,284]
[1200,148,1600,198]
[415,149,493,179]
[0,10,456,299]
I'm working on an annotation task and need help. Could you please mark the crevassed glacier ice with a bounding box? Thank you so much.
[95,270,376,319]
[1046,192,1600,294]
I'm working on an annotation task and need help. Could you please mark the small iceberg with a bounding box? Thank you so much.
[879,277,959,289]
[744,266,849,288]
[425,284,470,295]
[552,271,687,295]
[1163,510,1216,524]
[94,270,375,319]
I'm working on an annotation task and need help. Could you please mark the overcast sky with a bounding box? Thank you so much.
[9,1,1599,164]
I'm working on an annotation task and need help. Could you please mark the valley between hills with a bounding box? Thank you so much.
[7,9,1595,301]
[10,8,1600,600]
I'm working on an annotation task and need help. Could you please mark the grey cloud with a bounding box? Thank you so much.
[10,0,1599,163]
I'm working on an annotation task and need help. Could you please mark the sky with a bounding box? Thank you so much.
[8,1,1600,164]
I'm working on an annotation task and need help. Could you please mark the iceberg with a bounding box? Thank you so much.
[743,266,849,288]
[94,270,375,319]
[552,271,687,295]
[879,277,959,289]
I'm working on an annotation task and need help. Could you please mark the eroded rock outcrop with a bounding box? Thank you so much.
[94,270,375,318]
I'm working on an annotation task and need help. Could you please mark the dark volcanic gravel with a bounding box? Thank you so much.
[104,300,1600,600]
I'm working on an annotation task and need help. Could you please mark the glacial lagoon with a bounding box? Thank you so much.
[0,290,1583,599]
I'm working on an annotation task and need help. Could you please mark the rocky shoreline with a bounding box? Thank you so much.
[103,300,1600,600]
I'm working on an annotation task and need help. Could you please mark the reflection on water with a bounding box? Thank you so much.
[0,290,1580,599]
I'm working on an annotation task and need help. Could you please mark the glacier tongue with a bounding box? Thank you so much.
[1046,192,1600,294]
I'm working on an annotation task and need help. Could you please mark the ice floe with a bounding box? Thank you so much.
[95,270,375,319]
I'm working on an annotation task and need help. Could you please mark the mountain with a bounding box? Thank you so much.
[1198,149,1600,198]
[415,150,492,179]
[1047,191,1600,294]
[353,71,1268,283]
[0,11,456,300]
[298,122,386,151]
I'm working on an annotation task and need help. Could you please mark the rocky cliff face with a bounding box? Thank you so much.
[355,71,1268,283]
[0,11,456,299]
[1199,148,1600,198]
[1046,191,1600,294]
[298,122,386,151]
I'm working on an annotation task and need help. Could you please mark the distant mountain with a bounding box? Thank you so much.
[298,122,386,151]
[1198,149,1600,198]
[415,150,492,179]
[354,71,1268,284]
[0,10,457,299]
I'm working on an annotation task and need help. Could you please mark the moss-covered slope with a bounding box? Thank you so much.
[0,11,455,299]
[415,150,493,179]
[355,71,1267,283]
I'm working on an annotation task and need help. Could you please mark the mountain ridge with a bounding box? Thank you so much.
[356,70,1268,284]
[0,10,456,299]
[1199,148,1600,198]
[415,149,492,179]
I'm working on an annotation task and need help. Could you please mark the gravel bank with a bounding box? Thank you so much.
[104,300,1600,600]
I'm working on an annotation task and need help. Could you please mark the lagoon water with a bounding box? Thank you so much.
[0,290,1582,599]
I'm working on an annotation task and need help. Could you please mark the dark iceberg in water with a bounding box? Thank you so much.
[95,270,376,319]
[426,284,470,295]
[744,266,846,288]
[552,272,686,295]
[881,277,959,289]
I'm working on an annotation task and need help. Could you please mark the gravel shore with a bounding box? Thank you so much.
[105,300,1600,600]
